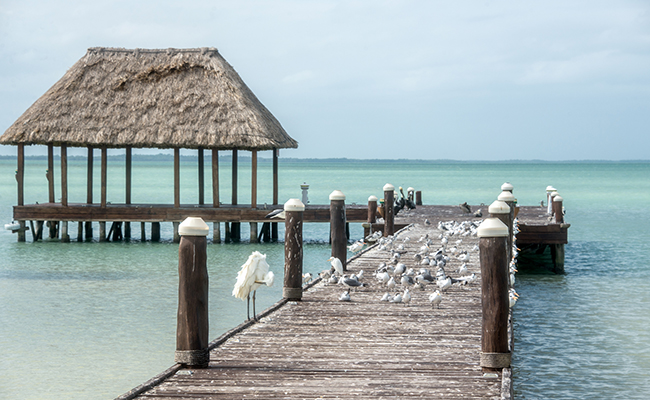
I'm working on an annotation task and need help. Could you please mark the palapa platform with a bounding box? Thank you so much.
[119,207,521,400]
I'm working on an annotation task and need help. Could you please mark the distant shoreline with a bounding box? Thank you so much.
[0,154,648,163]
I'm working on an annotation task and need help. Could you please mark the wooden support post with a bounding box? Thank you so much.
[415,190,422,206]
[283,199,305,300]
[272,148,279,242]
[553,195,564,224]
[48,144,55,203]
[16,144,25,242]
[224,222,231,243]
[498,191,515,263]
[367,195,378,224]
[198,148,204,206]
[213,222,221,244]
[99,221,106,242]
[212,149,219,207]
[250,222,258,243]
[101,147,107,208]
[551,244,565,274]
[125,146,131,240]
[174,148,180,208]
[231,149,240,242]
[35,221,44,242]
[173,221,180,243]
[329,190,347,271]
[61,144,68,207]
[77,222,83,242]
[48,221,58,239]
[383,183,395,237]
[230,221,241,242]
[86,146,93,240]
[477,218,511,370]
[61,221,70,243]
[249,150,258,243]
[111,222,123,241]
[175,217,210,368]
[151,222,161,242]
[259,222,271,243]
[141,222,146,242]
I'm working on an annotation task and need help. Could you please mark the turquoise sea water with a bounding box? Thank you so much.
[1,155,649,399]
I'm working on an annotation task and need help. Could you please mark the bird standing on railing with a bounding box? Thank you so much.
[232,251,275,321]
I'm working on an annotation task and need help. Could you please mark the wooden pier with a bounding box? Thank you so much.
[115,201,549,399]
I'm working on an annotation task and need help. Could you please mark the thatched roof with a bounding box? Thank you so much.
[0,47,298,151]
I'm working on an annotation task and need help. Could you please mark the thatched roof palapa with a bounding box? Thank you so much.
[0,47,298,151]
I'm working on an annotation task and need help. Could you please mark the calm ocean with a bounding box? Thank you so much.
[1,155,648,399]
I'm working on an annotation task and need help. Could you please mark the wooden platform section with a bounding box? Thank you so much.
[122,221,506,399]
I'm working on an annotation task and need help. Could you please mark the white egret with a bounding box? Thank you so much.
[327,257,344,276]
[232,251,275,321]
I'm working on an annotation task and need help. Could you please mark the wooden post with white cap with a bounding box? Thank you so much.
[329,190,347,271]
[383,183,395,237]
[175,217,210,368]
[283,199,304,301]
[553,195,564,224]
[497,190,515,262]
[478,218,511,370]
[546,186,556,214]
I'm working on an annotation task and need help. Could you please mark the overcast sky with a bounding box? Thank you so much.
[1,0,649,160]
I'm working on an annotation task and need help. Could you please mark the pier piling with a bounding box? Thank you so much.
[283,199,305,300]
[383,183,395,236]
[175,217,210,368]
[478,218,511,370]
[329,190,347,271]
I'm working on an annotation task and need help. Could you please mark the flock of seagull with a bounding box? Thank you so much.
[313,220,496,310]
[231,216,521,321]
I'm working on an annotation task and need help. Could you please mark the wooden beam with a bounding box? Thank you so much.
[126,146,132,205]
[17,144,24,206]
[251,150,257,209]
[61,144,68,207]
[273,148,278,205]
[174,148,180,208]
[232,149,238,205]
[198,148,204,206]
[48,144,55,203]
[87,146,93,204]
[101,147,107,207]
[212,149,219,207]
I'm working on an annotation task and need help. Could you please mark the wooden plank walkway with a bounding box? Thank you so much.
[124,216,506,399]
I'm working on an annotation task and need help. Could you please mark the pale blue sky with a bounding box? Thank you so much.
[1,0,649,160]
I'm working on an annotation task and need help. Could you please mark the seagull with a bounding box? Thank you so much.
[394,263,406,276]
[232,251,275,321]
[457,264,468,274]
[380,292,392,302]
[348,240,365,253]
[340,275,367,288]
[386,277,397,290]
[339,291,351,302]
[327,257,344,276]
[509,289,519,308]
[376,271,390,284]
[437,276,452,292]
[264,209,286,219]
[403,288,411,307]
[391,293,403,303]
[302,273,313,284]
[429,290,442,308]
[400,275,415,287]
[459,202,472,213]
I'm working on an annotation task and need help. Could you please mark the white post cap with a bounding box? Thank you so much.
[546,186,557,192]
[329,190,346,201]
[477,218,509,238]
[497,191,515,202]
[501,182,514,192]
[407,187,415,192]
[488,200,510,214]
[383,183,395,192]
[551,191,559,197]
[179,217,209,236]
[300,183,309,189]
[553,195,564,202]
[368,195,378,202]
[284,198,305,212]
